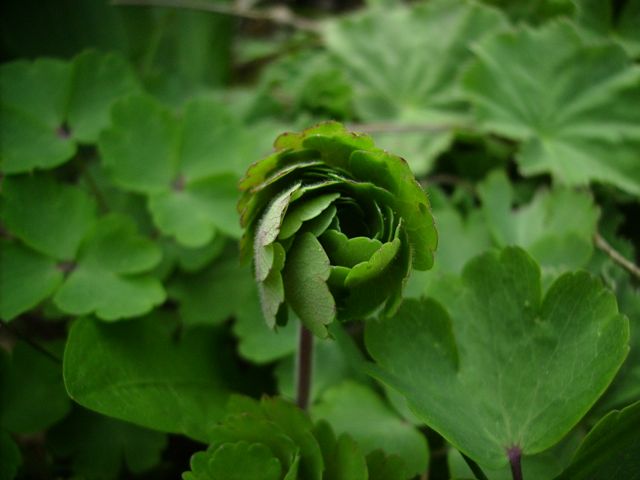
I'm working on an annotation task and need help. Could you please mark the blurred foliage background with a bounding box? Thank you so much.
[0,0,639,478]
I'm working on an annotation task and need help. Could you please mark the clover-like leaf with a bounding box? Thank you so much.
[0,51,139,174]
[555,401,640,479]
[239,122,437,337]
[323,0,507,174]
[53,214,165,320]
[365,247,629,468]
[462,21,640,194]
[100,94,268,246]
[63,313,236,442]
[1,175,163,321]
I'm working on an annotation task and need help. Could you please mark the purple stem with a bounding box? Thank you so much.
[295,325,313,411]
[507,446,523,480]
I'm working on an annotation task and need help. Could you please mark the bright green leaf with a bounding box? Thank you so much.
[366,247,629,468]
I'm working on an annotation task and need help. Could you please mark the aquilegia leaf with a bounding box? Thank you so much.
[238,122,437,337]
[365,247,629,468]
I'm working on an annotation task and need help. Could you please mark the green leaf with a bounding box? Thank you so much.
[100,94,264,244]
[63,314,235,441]
[2,174,97,260]
[0,51,139,174]
[448,429,582,480]
[323,0,507,174]
[365,247,629,468]
[324,433,368,480]
[462,21,640,195]
[66,50,141,143]
[54,214,164,320]
[0,241,63,321]
[575,0,640,58]
[365,450,410,480]
[312,381,429,476]
[0,58,74,173]
[49,408,167,480]
[282,232,336,338]
[0,431,21,480]
[0,342,70,434]
[555,401,640,480]
[183,442,282,480]
[478,171,600,272]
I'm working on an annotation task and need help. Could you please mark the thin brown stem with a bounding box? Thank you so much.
[111,0,320,32]
[594,231,640,280]
[296,325,313,411]
[347,122,473,135]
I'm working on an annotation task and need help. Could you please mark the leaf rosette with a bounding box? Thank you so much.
[238,122,437,337]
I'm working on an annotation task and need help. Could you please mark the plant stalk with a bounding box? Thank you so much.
[296,325,313,411]
[508,447,523,480]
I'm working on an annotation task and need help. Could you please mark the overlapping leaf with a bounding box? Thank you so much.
[100,94,269,246]
[462,21,640,194]
[366,247,629,468]
[0,50,139,174]
[1,175,164,320]
[323,0,507,174]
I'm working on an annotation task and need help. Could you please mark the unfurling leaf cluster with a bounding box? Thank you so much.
[183,395,409,480]
[238,122,437,337]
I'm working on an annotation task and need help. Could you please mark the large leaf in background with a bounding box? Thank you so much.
[100,94,268,245]
[0,51,139,174]
[574,0,640,58]
[63,314,235,442]
[555,401,640,479]
[462,21,640,194]
[323,0,507,174]
[478,170,599,275]
[53,214,165,320]
[312,381,429,477]
[366,247,629,468]
[0,342,70,434]
[49,408,167,480]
